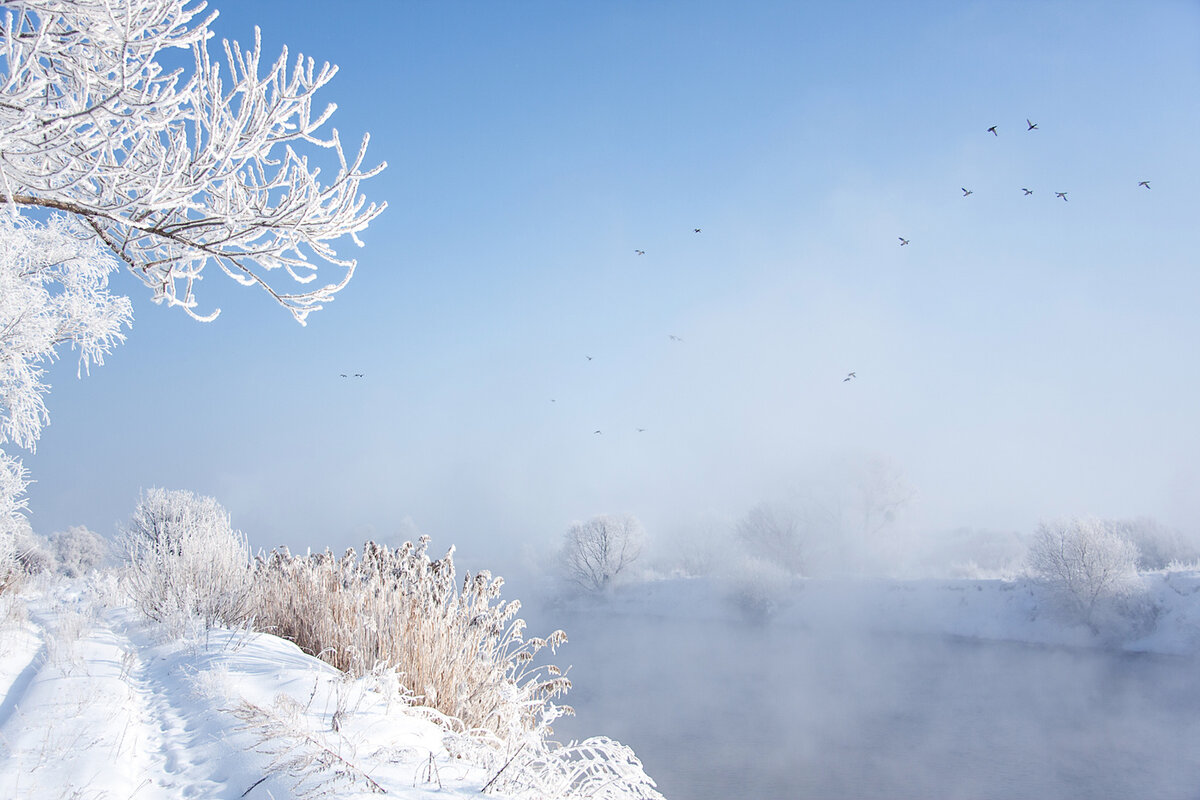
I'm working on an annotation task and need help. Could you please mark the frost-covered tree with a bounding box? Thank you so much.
[0,0,386,324]
[737,502,805,575]
[122,487,253,628]
[0,0,383,571]
[1028,517,1143,629]
[0,213,131,578]
[51,524,109,576]
[0,214,132,452]
[561,514,644,593]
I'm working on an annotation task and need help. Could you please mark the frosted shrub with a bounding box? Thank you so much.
[1107,517,1200,571]
[1028,517,1149,634]
[122,488,253,629]
[51,525,109,577]
[251,537,571,744]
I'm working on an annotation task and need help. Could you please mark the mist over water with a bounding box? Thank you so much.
[534,604,1200,800]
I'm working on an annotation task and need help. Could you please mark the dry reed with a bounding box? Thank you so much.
[250,537,570,742]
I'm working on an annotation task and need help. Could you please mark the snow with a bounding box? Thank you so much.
[0,578,503,799]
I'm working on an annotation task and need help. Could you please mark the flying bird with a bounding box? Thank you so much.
[594,430,602,435]
[987,125,998,136]
[694,228,702,233]
[586,355,593,361]
[1022,188,1033,196]
[339,373,347,378]
[1026,118,1038,131]
[354,374,363,378]
[1138,181,1151,189]
[898,237,910,246]
[634,249,645,255]
[669,334,683,342]
[637,428,646,433]
[961,187,973,197]
[1055,192,1068,202]
[843,371,856,382]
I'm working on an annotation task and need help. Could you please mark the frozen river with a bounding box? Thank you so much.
[545,609,1200,800]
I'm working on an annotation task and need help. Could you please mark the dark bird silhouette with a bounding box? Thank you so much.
[354,374,363,378]
[987,125,998,136]
[594,430,602,435]
[1026,119,1038,131]
[843,371,856,382]
[634,249,645,255]
[340,374,347,378]
[586,355,593,361]
[898,237,910,246]
[1138,181,1151,189]
[694,228,702,233]
[1022,188,1033,196]
[637,428,646,433]
[669,334,683,342]
[962,187,973,197]
[1055,192,1068,202]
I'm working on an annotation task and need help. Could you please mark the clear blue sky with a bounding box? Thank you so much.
[22,0,1200,574]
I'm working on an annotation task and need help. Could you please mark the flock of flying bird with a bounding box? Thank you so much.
[900,118,1152,253]
[341,117,1152,437]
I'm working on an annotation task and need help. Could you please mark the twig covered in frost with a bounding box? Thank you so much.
[0,0,386,324]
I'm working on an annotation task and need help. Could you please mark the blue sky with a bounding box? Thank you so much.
[22,1,1200,573]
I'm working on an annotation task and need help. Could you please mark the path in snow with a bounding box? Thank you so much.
[0,582,497,800]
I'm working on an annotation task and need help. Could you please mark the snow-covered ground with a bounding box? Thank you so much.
[0,578,571,800]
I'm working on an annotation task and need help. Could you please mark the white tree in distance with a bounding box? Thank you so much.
[1028,517,1142,629]
[562,514,645,593]
[0,0,386,324]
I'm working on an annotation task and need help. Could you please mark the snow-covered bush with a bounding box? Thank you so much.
[1106,517,1200,571]
[51,525,110,577]
[122,488,254,629]
[251,537,570,745]
[1028,517,1148,633]
[560,514,645,593]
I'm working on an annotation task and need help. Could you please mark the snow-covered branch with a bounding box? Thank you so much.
[0,0,386,324]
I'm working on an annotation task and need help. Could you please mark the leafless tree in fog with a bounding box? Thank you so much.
[561,513,644,592]
[737,502,805,575]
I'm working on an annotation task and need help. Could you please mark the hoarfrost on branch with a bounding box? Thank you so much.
[0,0,386,324]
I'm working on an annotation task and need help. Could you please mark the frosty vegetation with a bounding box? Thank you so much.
[1027,517,1153,635]
[0,0,386,324]
[113,487,663,798]
[0,0,385,587]
[561,513,645,593]
[122,487,255,629]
